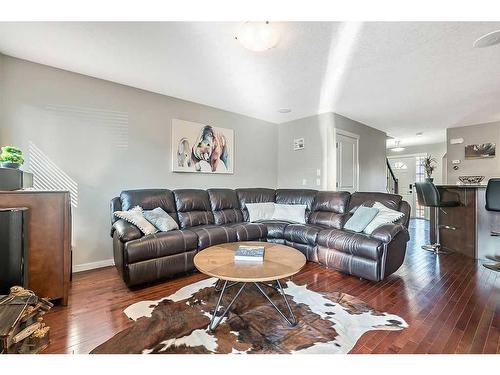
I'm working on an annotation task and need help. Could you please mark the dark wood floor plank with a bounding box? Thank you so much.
[41,219,499,354]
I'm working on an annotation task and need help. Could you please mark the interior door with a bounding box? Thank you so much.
[388,156,417,218]
[336,133,359,193]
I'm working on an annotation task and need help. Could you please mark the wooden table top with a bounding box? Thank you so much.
[193,242,306,282]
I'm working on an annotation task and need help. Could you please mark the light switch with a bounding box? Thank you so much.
[316,178,321,186]
[316,169,321,177]
[452,160,461,164]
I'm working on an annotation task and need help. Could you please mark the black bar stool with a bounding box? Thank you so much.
[415,181,460,254]
[484,178,500,271]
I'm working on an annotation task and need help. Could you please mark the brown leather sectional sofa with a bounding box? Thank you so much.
[110,188,410,286]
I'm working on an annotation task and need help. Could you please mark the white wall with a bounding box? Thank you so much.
[447,121,500,184]
[0,55,278,269]
[387,142,447,184]
[277,112,387,191]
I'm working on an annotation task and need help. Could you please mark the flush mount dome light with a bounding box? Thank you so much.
[278,108,291,113]
[473,30,500,48]
[235,22,280,52]
[390,140,406,152]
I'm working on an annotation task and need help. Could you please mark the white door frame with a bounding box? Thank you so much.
[335,129,360,192]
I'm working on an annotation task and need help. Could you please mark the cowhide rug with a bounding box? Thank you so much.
[91,278,408,354]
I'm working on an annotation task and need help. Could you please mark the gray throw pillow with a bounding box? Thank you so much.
[143,207,179,232]
[344,206,380,233]
[114,206,158,235]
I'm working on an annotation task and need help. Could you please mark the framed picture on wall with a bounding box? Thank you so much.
[464,143,496,159]
[172,119,234,174]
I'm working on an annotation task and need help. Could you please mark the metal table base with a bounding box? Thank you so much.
[209,279,297,331]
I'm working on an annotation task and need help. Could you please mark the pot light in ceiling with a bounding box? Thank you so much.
[416,132,423,136]
[235,22,280,52]
[278,108,291,113]
[473,30,500,48]
[390,140,406,152]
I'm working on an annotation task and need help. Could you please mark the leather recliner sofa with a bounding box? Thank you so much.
[110,188,410,286]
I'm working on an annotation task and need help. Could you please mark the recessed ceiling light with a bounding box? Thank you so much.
[278,108,291,113]
[473,30,500,48]
[235,22,280,52]
[416,132,423,136]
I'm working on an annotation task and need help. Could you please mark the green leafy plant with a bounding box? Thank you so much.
[0,146,24,165]
[422,154,437,179]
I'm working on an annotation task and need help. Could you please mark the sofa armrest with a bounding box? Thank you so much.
[112,219,142,242]
[370,223,409,243]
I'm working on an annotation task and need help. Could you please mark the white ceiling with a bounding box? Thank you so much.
[1,22,500,147]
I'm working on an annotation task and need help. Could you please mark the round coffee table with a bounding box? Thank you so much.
[194,241,306,331]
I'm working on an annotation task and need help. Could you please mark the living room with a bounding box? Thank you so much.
[0,0,499,372]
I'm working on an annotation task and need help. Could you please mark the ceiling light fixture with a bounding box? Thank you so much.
[390,140,406,152]
[278,108,291,113]
[416,132,423,136]
[473,30,500,48]
[235,22,280,52]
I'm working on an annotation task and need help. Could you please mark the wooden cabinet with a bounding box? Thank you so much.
[0,191,71,305]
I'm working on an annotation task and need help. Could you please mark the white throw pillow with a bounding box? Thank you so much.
[272,204,307,224]
[246,202,275,222]
[363,202,405,234]
[114,206,158,236]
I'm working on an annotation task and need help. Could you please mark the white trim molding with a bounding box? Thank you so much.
[73,258,115,273]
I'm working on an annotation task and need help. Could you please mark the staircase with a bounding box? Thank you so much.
[386,158,398,194]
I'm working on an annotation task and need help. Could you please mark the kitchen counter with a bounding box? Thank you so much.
[431,184,497,260]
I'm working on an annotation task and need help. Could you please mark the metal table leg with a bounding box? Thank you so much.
[253,280,297,326]
[209,281,246,331]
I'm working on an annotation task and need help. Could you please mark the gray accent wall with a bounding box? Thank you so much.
[277,112,387,192]
[447,121,500,184]
[0,55,278,268]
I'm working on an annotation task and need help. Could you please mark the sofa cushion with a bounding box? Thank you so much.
[284,224,326,245]
[124,229,198,264]
[229,222,268,241]
[174,189,215,229]
[114,206,158,235]
[112,219,143,242]
[190,225,238,250]
[309,191,350,228]
[363,202,405,234]
[275,189,317,221]
[343,206,379,233]
[256,219,294,239]
[143,207,179,232]
[348,192,402,212]
[120,189,178,222]
[236,188,276,221]
[316,228,384,261]
[207,189,244,225]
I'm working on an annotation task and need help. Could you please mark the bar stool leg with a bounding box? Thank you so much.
[422,207,449,255]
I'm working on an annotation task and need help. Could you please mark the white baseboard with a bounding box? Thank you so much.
[73,258,115,273]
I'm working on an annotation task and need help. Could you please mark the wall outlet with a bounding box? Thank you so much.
[302,178,307,186]
[316,178,321,186]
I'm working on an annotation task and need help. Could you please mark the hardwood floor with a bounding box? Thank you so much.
[43,219,499,354]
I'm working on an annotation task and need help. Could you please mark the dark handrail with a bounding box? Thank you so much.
[386,159,399,194]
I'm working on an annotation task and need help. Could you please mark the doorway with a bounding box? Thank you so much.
[387,154,426,219]
[336,130,359,193]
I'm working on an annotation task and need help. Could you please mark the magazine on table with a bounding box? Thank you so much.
[234,245,265,262]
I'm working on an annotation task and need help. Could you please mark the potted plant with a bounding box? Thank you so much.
[422,154,437,182]
[0,146,25,169]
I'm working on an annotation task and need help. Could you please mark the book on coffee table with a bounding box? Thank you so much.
[234,245,265,262]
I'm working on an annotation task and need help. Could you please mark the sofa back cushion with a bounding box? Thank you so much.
[275,189,318,221]
[236,188,276,221]
[207,189,244,225]
[309,191,350,228]
[119,189,178,222]
[348,192,402,212]
[174,189,214,229]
